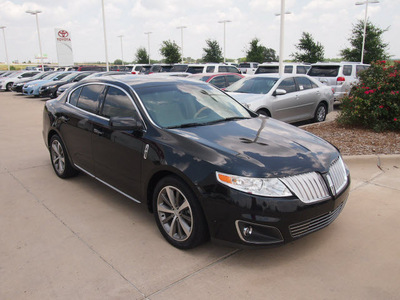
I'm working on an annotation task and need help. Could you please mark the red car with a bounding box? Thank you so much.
[187,73,244,89]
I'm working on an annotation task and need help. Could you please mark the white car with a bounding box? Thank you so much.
[225,74,334,124]
[255,63,310,75]
[170,63,241,74]
[0,70,41,91]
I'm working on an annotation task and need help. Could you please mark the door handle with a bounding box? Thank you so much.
[60,116,69,122]
[93,128,104,136]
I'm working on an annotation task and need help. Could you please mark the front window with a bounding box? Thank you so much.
[101,87,136,118]
[225,76,278,94]
[135,82,251,128]
[277,78,296,93]
[76,84,104,113]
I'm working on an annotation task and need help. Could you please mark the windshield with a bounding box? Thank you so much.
[42,72,62,80]
[135,82,251,128]
[225,76,278,94]
[62,72,79,81]
[53,73,71,81]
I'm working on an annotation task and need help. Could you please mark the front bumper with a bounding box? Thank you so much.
[39,87,56,97]
[202,175,350,247]
[22,86,40,96]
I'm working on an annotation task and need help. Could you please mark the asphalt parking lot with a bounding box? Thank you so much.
[1,91,399,300]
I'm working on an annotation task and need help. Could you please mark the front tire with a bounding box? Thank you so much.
[153,176,209,249]
[49,135,78,178]
[313,103,327,123]
[6,83,12,91]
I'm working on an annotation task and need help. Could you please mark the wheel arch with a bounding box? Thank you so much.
[145,169,202,214]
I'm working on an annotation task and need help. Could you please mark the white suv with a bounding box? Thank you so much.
[307,62,369,102]
[170,64,240,74]
[255,63,310,75]
[238,62,259,74]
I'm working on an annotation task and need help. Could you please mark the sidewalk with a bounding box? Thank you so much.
[1,92,399,299]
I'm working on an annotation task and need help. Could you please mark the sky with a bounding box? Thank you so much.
[0,0,399,64]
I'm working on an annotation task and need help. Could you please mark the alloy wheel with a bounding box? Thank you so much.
[156,185,193,242]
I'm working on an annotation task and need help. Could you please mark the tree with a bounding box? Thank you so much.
[246,38,265,63]
[340,20,389,64]
[263,48,278,62]
[160,40,181,64]
[246,38,277,63]
[202,39,223,63]
[113,59,123,65]
[135,47,149,64]
[291,32,324,63]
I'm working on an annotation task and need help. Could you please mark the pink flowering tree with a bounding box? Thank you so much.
[338,60,400,131]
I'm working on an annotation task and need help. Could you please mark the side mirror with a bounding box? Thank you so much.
[110,116,144,131]
[273,89,287,96]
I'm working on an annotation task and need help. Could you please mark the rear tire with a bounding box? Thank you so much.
[313,103,327,123]
[49,135,78,178]
[153,176,209,249]
[6,83,12,91]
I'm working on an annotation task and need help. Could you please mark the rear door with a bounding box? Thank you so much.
[60,84,105,173]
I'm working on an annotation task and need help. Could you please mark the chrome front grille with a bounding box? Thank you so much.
[289,201,345,238]
[328,156,347,195]
[281,172,330,203]
[280,156,348,203]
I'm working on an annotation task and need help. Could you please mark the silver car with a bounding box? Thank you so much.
[225,74,334,123]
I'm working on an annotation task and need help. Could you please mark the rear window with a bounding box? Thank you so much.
[239,63,250,68]
[186,66,204,74]
[308,66,340,77]
[255,66,279,74]
[170,65,188,72]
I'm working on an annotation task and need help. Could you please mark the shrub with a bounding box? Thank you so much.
[337,60,400,131]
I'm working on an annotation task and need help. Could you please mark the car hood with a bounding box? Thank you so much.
[227,92,267,104]
[168,117,339,178]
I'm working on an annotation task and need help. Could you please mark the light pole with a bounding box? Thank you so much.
[117,35,124,65]
[101,0,109,71]
[177,26,187,63]
[144,32,152,64]
[218,20,231,63]
[275,0,291,76]
[356,0,380,64]
[0,26,10,71]
[26,10,44,72]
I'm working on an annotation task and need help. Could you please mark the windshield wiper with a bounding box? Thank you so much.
[166,117,249,129]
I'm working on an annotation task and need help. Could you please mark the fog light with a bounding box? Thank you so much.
[243,226,253,237]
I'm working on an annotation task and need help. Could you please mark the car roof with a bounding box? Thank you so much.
[81,75,209,90]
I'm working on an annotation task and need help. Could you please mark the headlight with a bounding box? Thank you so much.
[216,172,292,197]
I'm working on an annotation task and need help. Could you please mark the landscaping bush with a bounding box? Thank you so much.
[337,60,400,131]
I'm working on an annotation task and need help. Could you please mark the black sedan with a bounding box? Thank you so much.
[39,71,96,98]
[43,76,350,249]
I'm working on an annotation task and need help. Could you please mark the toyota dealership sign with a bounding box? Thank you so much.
[55,28,74,66]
